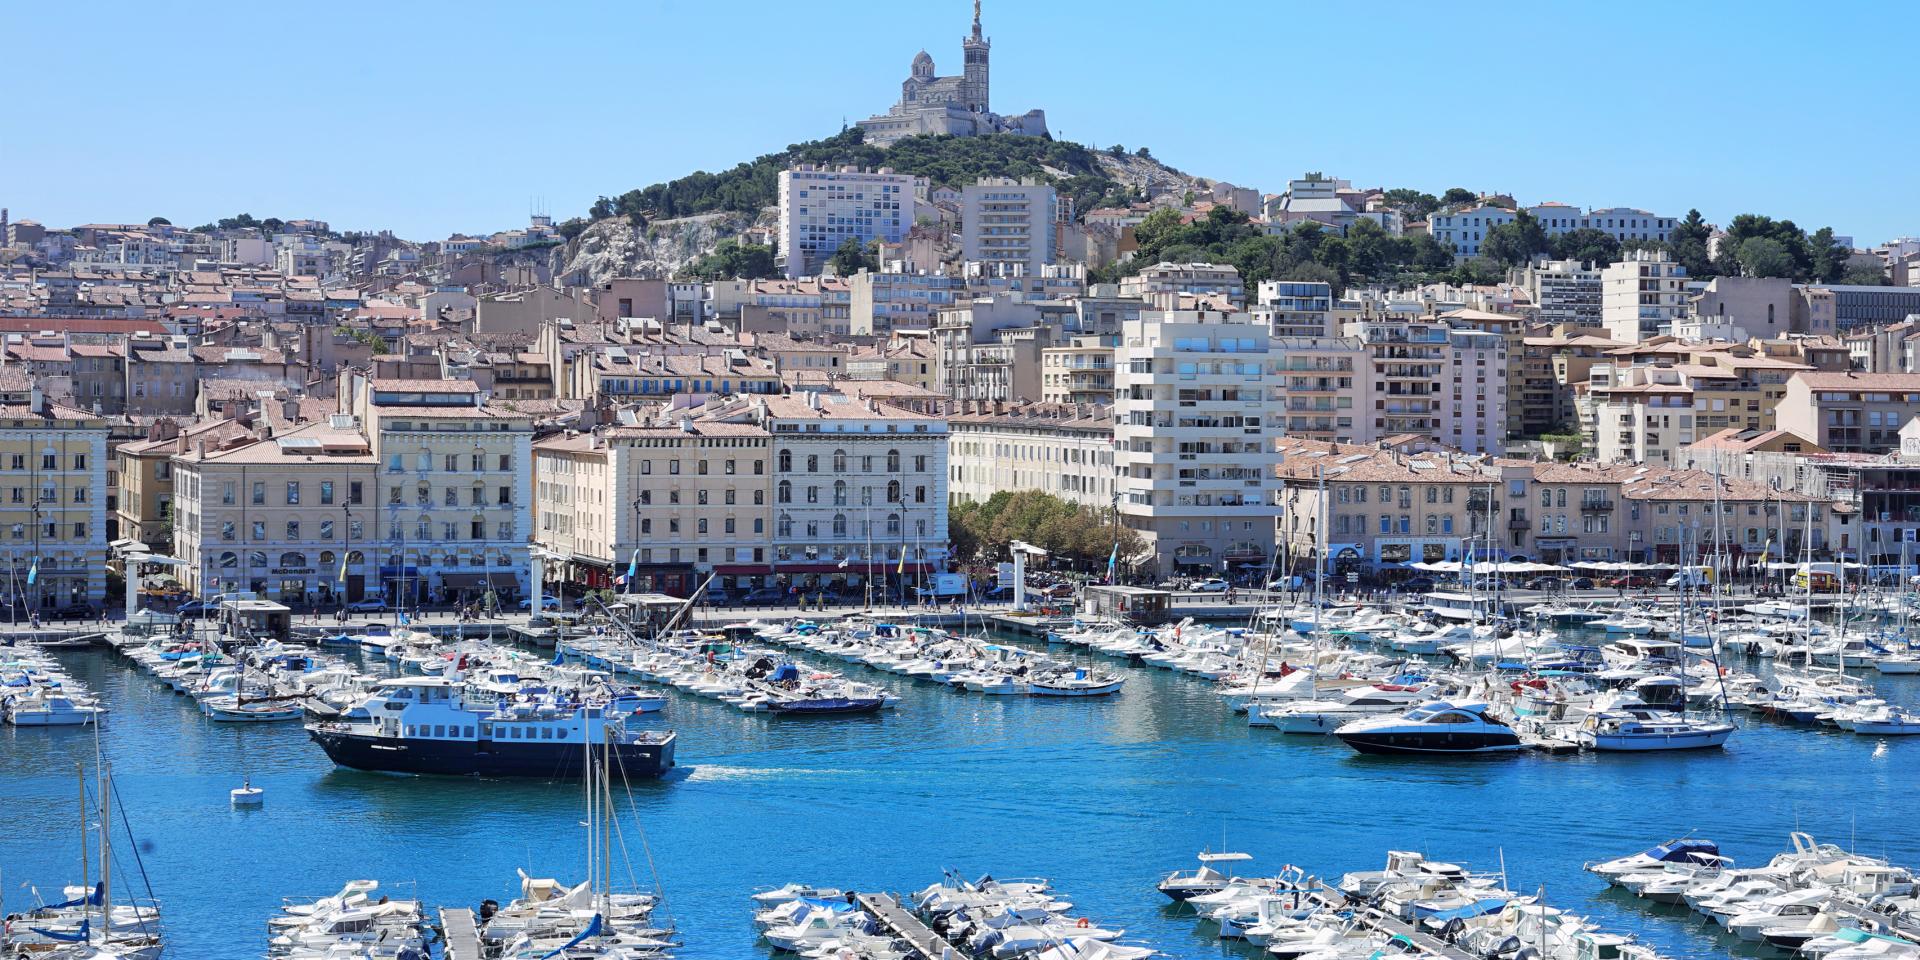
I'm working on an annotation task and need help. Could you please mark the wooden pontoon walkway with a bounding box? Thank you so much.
[855,892,958,960]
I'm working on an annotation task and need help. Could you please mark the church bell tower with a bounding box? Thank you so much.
[961,0,990,113]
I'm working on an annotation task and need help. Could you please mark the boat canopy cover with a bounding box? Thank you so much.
[537,913,603,960]
[28,918,89,943]
[769,664,801,683]
[1423,897,1513,923]
[42,883,102,910]
[1649,839,1720,864]
[799,897,855,913]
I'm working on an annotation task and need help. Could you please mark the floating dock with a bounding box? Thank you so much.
[855,892,957,960]
[440,907,481,960]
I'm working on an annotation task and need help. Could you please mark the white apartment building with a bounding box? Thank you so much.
[1117,262,1246,307]
[1427,205,1516,258]
[1518,258,1601,325]
[347,376,533,605]
[1602,249,1688,343]
[1273,336,1372,444]
[1441,329,1508,453]
[1254,280,1335,337]
[946,401,1116,510]
[1432,204,1675,260]
[777,166,923,279]
[962,178,1058,279]
[1115,309,1280,578]
[0,384,110,609]
[1347,317,1451,440]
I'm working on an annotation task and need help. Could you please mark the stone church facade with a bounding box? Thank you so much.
[857,2,1048,147]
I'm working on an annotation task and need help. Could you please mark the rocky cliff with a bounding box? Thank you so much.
[550,211,761,286]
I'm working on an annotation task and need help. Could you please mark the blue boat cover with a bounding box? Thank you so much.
[1420,897,1511,923]
[43,883,102,910]
[28,918,88,942]
[769,664,801,683]
[1650,839,1719,863]
[537,913,602,960]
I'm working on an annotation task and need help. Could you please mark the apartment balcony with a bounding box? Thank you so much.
[1580,499,1615,512]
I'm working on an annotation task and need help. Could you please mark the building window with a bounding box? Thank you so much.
[320,481,334,505]
[252,482,266,505]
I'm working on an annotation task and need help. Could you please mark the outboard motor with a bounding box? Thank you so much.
[478,898,499,921]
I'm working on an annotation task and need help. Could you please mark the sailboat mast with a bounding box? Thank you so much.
[99,762,111,945]
[76,763,88,930]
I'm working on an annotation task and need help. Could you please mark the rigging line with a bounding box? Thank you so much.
[110,777,161,935]
[613,744,675,934]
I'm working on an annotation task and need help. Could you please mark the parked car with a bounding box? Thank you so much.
[1523,577,1563,591]
[740,587,789,605]
[53,603,99,619]
[517,596,561,611]
[1568,577,1597,590]
[1192,578,1231,593]
[347,597,390,613]
[1603,575,1650,589]
[177,600,213,618]
[1399,577,1436,593]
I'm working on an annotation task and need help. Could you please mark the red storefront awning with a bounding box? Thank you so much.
[773,563,940,574]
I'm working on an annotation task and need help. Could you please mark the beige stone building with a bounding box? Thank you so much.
[1776,371,1920,454]
[345,376,534,605]
[171,417,380,604]
[0,375,110,609]
[945,401,1115,510]
[533,416,773,598]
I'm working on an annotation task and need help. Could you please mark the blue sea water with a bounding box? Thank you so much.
[2,636,1917,960]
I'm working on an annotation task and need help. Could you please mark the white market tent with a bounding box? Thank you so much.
[1407,560,1570,574]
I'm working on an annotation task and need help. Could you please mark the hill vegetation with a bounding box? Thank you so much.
[588,129,1143,226]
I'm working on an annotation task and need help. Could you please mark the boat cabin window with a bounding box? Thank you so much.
[1426,711,1476,724]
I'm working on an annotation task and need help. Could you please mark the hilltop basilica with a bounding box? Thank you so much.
[856,2,1049,147]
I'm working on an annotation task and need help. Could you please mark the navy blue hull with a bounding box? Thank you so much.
[309,729,676,778]
[1337,732,1521,755]
[766,698,885,715]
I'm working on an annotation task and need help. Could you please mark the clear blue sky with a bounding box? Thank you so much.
[4,0,1911,245]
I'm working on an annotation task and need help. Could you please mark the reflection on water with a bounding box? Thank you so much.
[0,636,1914,959]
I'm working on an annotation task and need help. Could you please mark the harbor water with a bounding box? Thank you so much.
[2,631,1917,959]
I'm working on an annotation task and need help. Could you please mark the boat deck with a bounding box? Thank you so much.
[855,892,957,960]
[1313,883,1483,960]
[440,907,481,960]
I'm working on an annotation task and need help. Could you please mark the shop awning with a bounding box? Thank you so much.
[439,573,494,589]
[713,564,773,575]
[775,563,939,575]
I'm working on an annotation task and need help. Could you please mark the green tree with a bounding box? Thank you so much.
[147,216,170,227]
[1480,211,1552,267]
[1806,227,1850,284]
[949,491,1143,569]
[1380,188,1440,222]
[1735,236,1795,278]
[1665,209,1715,278]
[1550,228,1621,265]
[826,237,877,276]
[683,238,779,280]
[1441,187,1477,207]
[1841,260,1888,285]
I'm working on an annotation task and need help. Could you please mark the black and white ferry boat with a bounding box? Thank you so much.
[306,676,676,778]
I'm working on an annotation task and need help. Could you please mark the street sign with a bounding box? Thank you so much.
[1345,573,1358,583]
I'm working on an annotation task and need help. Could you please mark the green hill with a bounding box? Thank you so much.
[588,129,1142,225]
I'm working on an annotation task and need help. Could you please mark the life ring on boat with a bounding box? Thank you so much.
[1077,918,1090,929]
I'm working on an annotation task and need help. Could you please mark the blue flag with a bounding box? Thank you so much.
[626,548,639,583]
[1107,543,1117,584]
[26,558,37,586]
